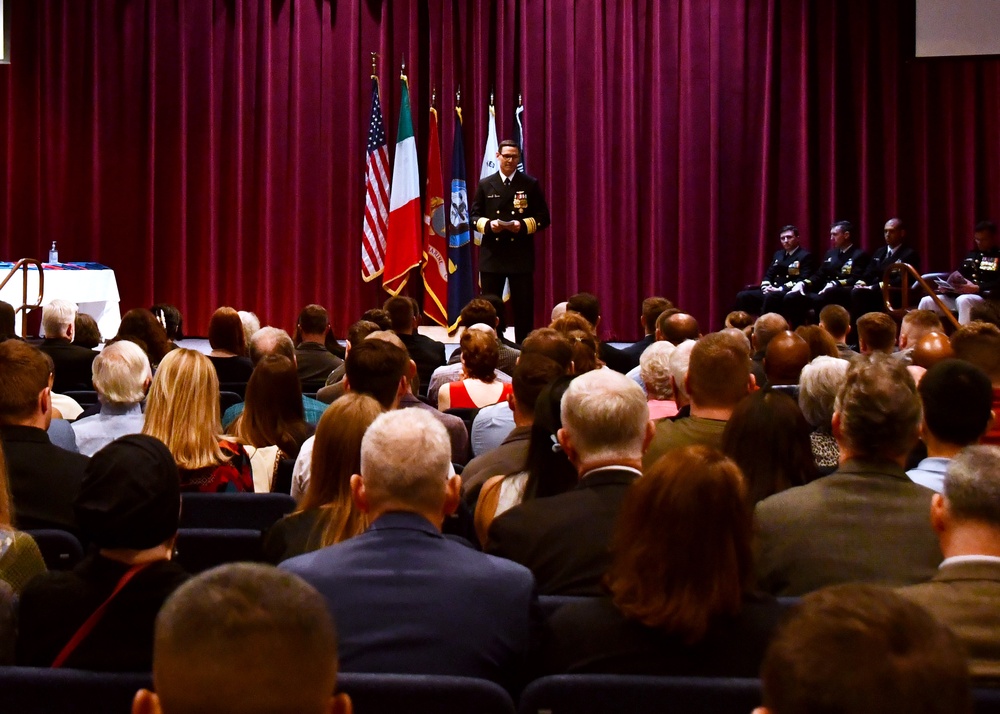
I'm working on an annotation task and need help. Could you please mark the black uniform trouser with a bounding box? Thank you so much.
[481,271,534,345]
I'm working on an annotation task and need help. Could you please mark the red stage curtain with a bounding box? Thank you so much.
[1,0,999,338]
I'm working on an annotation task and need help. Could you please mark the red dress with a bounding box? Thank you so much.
[447,380,513,409]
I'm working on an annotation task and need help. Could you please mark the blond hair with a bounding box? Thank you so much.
[143,348,227,470]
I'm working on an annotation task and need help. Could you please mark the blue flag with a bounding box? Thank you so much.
[447,109,474,329]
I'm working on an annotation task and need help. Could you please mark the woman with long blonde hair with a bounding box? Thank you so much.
[262,393,382,563]
[143,348,253,492]
[0,446,46,593]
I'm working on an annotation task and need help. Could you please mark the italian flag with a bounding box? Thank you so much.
[383,75,423,296]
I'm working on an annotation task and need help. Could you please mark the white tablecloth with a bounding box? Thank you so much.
[0,264,121,338]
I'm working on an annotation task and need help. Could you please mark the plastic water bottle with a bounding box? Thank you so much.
[48,241,58,263]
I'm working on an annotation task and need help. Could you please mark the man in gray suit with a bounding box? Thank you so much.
[754,353,941,596]
[899,446,1000,683]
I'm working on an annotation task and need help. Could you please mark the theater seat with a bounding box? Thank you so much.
[178,492,295,530]
[518,675,761,714]
[336,672,516,714]
[24,530,84,571]
[0,666,151,714]
[173,528,263,573]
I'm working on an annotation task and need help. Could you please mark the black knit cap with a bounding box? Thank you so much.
[75,434,180,549]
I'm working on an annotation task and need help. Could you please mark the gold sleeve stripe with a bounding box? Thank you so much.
[476,218,488,233]
[525,217,537,234]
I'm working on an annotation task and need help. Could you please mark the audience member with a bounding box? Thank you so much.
[755,354,941,595]
[223,327,328,428]
[428,305,513,404]
[469,327,574,457]
[722,389,817,506]
[238,310,261,348]
[0,340,88,532]
[438,327,513,410]
[749,312,788,385]
[383,295,445,396]
[471,354,570,541]
[919,220,1000,325]
[444,297,518,372]
[908,359,993,492]
[666,339,696,418]
[134,563,350,714]
[566,291,632,373]
[639,341,678,418]
[550,301,568,321]
[550,312,602,373]
[542,446,784,676]
[478,292,523,363]
[293,304,343,385]
[0,446,46,594]
[897,309,944,364]
[114,308,174,367]
[487,369,652,595]
[793,324,838,360]
[735,224,816,317]
[724,310,755,331]
[657,312,701,346]
[72,340,150,456]
[912,330,955,370]
[207,307,254,384]
[73,313,102,349]
[316,319,380,398]
[227,355,312,489]
[143,349,253,493]
[37,299,97,392]
[0,300,18,342]
[849,217,921,321]
[755,584,970,714]
[899,446,1000,682]
[951,321,1000,445]
[642,331,753,469]
[150,303,184,342]
[17,435,189,670]
[265,394,382,563]
[763,331,810,389]
[856,311,897,355]
[619,296,673,367]
[360,308,392,331]
[282,409,538,689]
[797,355,848,474]
[819,303,857,360]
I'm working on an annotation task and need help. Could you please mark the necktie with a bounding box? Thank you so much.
[503,178,510,186]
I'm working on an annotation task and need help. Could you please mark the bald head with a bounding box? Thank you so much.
[764,332,811,386]
[658,313,701,346]
[912,332,955,370]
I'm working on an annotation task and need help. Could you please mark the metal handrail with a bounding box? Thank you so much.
[0,259,44,336]
[881,262,960,331]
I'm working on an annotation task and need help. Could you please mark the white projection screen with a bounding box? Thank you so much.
[916,0,1000,57]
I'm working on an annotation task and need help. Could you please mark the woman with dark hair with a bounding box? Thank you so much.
[227,355,312,461]
[262,393,383,563]
[113,308,174,367]
[550,312,602,373]
[437,328,513,410]
[721,389,818,505]
[73,313,103,349]
[540,445,784,675]
[150,303,184,342]
[207,306,253,383]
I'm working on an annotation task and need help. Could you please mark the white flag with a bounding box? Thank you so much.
[474,105,499,247]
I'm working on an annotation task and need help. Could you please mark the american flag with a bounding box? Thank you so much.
[361,77,390,281]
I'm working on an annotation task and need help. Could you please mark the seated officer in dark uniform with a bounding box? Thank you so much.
[774,220,869,328]
[735,225,816,317]
[470,140,550,344]
[918,220,1000,325]
[850,217,920,322]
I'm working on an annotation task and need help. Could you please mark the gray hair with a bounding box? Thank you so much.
[249,326,295,366]
[360,408,452,512]
[42,299,78,338]
[92,340,151,404]
[944,445,1000,526]
[561,368,649,462]
[640,341,676,400]
[833,353,921,459]
[752,312,789,353]
[798,356,850,429]
[669,340,696,402]
[238,311,261,352]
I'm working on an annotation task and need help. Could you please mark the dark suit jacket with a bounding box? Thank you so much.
[0,425,89,533]
[599,342,634,374]
[37,338,97,392]
[761,246,817,289]
[898,559,1000,683]
[486,467,640,596]
[461,425,532,504]
[398,393,470,465]
[619,335,655,370]
[803,246,870,292]
[471,170,550,274]
[280,512,539,691]
[540,593,786,676]
[398,332,446,397]
[295,341,343,383]
[859,244,920,285]
[754,458,941,596]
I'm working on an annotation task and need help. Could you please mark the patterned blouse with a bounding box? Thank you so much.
[178,439,254,493]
